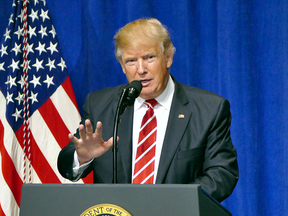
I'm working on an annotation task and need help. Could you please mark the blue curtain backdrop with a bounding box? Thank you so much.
[1,0,287,215]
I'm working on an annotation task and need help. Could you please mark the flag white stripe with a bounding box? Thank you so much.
[0,154,20,216]
[0,92,42,183]
[0,92,24,181]
[30,110,83,183]
[50,85,81,134]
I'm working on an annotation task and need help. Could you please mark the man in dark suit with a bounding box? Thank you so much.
[58,18,238,202]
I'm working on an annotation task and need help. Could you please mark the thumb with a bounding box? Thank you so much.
[105,136,119,148]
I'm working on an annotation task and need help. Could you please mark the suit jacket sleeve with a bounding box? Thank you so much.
[192,98,238,202]
[57,89,108,181]
[57,93,95,181]
[57,85,124,181]
[157,81,238,203]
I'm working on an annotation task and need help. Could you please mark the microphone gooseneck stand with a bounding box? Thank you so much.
[112,80,142,184]
[112,88,128,184]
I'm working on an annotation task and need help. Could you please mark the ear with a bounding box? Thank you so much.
[166,54,173,69]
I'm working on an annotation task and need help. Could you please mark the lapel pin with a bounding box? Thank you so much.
[178,114,185,118]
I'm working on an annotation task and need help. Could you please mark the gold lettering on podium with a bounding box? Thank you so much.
[80,203,132,216]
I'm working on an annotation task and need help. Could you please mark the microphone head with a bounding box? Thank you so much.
[125,80,143,106]
[127,80,142,96]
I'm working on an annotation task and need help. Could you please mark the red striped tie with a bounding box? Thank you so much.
[133,99,157,184]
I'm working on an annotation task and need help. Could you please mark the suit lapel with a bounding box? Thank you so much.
[156,81,192,183]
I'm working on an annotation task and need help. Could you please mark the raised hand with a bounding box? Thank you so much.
[68,119,114,165]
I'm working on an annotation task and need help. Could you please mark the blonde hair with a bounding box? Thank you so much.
[114,18,175,60]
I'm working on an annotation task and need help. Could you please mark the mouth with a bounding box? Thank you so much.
[139,79,151,87]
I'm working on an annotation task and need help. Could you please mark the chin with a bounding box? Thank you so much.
[140,88,158,100]
[141,94,156,100]
[140,94,151,100]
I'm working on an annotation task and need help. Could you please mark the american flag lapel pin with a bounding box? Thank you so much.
[178,114,185,118]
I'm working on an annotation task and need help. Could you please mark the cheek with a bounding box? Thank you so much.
[123,68,137,81]
[122,65,130,75]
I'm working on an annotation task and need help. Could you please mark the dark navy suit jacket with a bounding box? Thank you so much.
[58,78,238,202]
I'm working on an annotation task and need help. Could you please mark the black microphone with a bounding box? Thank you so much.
[120,80,142,114]
[112,80,142,183]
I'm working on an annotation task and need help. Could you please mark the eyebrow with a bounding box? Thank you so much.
[122,49,159,61]
[143,51,157,57]
[146,49,158,55]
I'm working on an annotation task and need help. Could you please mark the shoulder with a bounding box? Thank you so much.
[173,80,231,115]
[87,84,125,99]
[176,81,228,103]
[84,84,126,109]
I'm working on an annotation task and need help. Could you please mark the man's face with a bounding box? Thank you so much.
[119,45,173,100]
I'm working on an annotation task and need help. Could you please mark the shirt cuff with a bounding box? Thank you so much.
[72,151,93,181]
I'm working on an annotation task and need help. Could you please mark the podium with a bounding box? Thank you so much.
[20,184,232,216]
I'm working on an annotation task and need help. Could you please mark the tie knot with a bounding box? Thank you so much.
[145,99,158,108]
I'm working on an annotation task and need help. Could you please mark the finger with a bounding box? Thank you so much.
[106,136,119,147]
[68,133,79,144]
[78,124,86,139]
[105,136,115,149]
[85,119,93,135]
[95,121,103,137]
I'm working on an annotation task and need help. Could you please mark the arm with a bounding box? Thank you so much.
[57,85,123,181]
[57,120,114,181]
[193,99,238,202]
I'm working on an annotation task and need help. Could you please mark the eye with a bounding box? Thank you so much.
[146,55,156,62]
[126,59,136,66]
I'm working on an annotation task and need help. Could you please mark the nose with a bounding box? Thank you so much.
[137,59,146,75]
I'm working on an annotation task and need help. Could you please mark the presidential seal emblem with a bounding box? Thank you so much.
[80,203,132,216]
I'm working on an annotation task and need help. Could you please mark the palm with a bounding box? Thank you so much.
[69,120,113,165]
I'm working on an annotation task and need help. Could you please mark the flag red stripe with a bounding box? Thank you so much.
[15,126,61,183]
[38,96,93,183]
[38,98,70,149]
[0,203,5,216]
[30,134,61,183]
[0,121,22,206]
[42,96,94,183]
[51,81,94,183]
[62,77,79,111]
[82,170,93,183]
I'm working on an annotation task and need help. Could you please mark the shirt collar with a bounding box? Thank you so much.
[134,75,175,111]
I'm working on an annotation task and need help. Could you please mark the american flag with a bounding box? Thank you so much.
[0,0,92,215]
